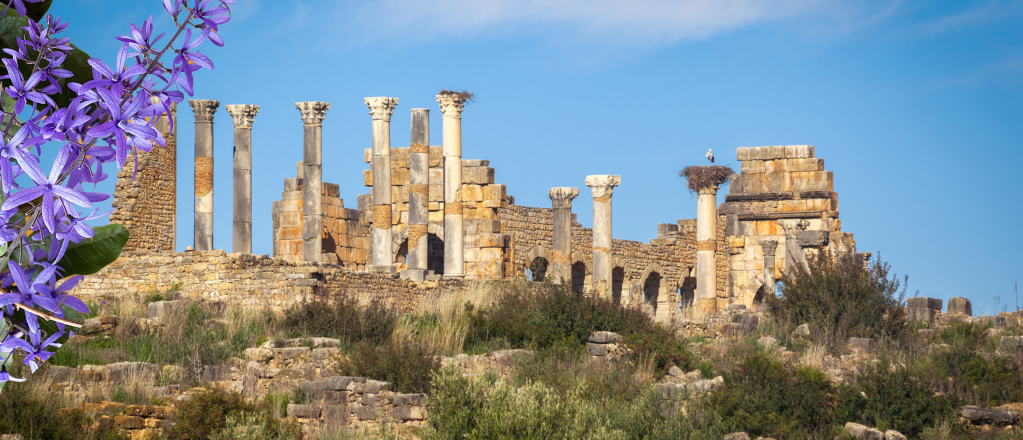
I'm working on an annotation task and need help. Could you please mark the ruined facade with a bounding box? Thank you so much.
[96,95,860,322]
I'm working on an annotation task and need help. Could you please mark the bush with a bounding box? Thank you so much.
[165,387,301,440]
[708,352,838,438]
[920,344,1023,407]
[0,378,125,440]
[344,339,440,394]
[765,253,909,351]
[281,294,397,347]
[466,281,692,372]
[837,360,955,438]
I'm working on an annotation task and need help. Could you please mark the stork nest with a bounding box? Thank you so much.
[438,89,475,103]
[680,165,734,193]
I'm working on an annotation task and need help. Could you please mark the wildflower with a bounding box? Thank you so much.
[3,144,92,234]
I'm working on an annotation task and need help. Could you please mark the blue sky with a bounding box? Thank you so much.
[52,0,1023,314]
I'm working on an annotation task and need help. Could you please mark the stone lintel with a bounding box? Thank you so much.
[737,211,835,221]
[736,145,814,161]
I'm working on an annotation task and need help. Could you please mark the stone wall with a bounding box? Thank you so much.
[109,103,177,256]
[271,162,367,268]
[719,145,858,308]
[77,251,465,314]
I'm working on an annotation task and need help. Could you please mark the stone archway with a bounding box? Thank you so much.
[643,271,662,314]
[611,267,625,305]
[571,261,587,293]
[678,276,696,309]
[528,257,549,282]
[393,224,445,274]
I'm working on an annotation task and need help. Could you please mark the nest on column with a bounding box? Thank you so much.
[438,89,476,103]
[680,165,734,193]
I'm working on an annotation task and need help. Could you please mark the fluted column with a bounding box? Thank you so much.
[405,108,430,279]
[437,94,467,277]
[296,101,330,263]
[366,97,399,272]
[549,187,579,284]
[761,239,778,303]
[189,99,219,251]
[226,104,259,254]
[696,186,719,315]
[585,175,620,298]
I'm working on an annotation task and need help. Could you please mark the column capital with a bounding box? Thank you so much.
[760,239,778,256]
[436,93,467,118]
[188,99,219,122]
[296,101,330,125]
[585,175,621,199]
[697,186,719,196]
[365,97,399,121]
[549,187,579,209]
[226,104,260,128]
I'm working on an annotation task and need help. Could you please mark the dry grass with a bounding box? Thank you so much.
[392,281,495,356]
[798,342,829,370]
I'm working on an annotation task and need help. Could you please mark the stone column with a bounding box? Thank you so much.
[437,94,468,277]
[366,97,399,272]
[189,99,219,251]
[296,101,330,263]
[226,104,259,254]
[404,108,430,280]
[761,239,778,301]
[585,175,621,298]
[696,186,719,315]
[549,187,579,284]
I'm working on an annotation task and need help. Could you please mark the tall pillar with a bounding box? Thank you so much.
[366,97,399,272]
[437,94,467,277]
[405,108,431,280]
[696,186,719,315]
[761,239,778,302]
[226,104,259,254]
[296,101,330,263]
[549,187,579,284]
[189,99,219,251]
[585,175,620,298]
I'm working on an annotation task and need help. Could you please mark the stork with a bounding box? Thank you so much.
[705,149,714,163]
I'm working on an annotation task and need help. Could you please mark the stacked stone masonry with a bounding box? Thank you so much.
[105,94,859,322]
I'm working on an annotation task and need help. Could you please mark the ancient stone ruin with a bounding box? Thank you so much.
[87,94,866,322]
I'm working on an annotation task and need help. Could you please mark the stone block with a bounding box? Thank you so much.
[324,376,365,391]
[201,365,232,383]
[392,393,426,406]
[784,145,814,159]
[461,184,483,202]
[275,347,310,359]
[937,313,973,326]
[462,167,494,184]
[588,331,622,344]
[739,315,759,334]
[947,297,972,316]
[656,383,686,399]
[906,307,936,323]
[961,406,1020,426]
[287,404,320,419]
[798,230,829,247]
[364,380,390,394]
[723,433,750,440]
[587,343,607,356]
[885,430,907,440]
[844,422,884,440]
[462,159,489,167]
[1000,336,1023,353]
[115,415,145,429]
[356,406,376,421]
[392,406,427,421]
[907,297,943,310]
[146,300,182,320]
[322,405,346,423]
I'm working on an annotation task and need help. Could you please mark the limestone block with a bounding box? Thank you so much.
[728,174,745,194]
[847,337,873,353]
[391,167,410,186]
[287,404,320,419]
[784,145,814,159]
[428,146,442,167]
[948,297,972,316]
[798,230,829,247]
[961,406,1021,426]
[740,160,765,174]
[429,184,443,202]
[362,170,372,187]
[586,343,607,356]
[788,171,832,192]
[462,159,489,166]
[907,297,943,310]
[462,167,494,184]
[364,148,371,163]
[589,331,622,343]
[461,184,483,202]
[115,415,145,429]
[477,233,505,248]
[736,147,761,161]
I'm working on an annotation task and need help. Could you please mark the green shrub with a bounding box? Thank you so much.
[708,352,838,439]
[281,294,397,346]
[466,281,692,372]
[837,360,955,438]
[920,344,1023,407]
[165,387,301,440]
[344,339,440,394]
[0,377,125,440]
[765,253,909,351]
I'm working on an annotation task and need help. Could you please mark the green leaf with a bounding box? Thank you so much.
[58,224,130,276]
[23,0,52,22]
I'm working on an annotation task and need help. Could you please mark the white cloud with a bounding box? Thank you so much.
[287,0,903,48]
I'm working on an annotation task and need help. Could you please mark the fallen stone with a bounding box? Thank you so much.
[82,318,103,334]
[114,415,145,430]
[287,404,320,419]
[844,422,884,440]
[668,366,684,378]
[947,297,972,316]
[723,433,750,440]
[937,313,973,326]
[275,347,310,360]
[739,315,759,334]
[884,429,906,440]
[588,331,622,344]
[492,349,532,366]
[793,323,810,337]
[906,297,943,310]
[201,365,232,383]
[691,376,723,392]
[243,347,273,363]
[656,383,686,399]
[587,343,607,357]
[246,361,280,379]
[961,406,1021,426]
[146,300,182,321]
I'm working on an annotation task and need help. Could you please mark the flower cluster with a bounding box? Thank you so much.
[0,0,232,384]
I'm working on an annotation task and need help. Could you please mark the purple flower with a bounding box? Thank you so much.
[3,329,64,372]
[0,262,60,336]
[2,0,43,17]
[0,364,25,383]
[117,16,163,54]
[3,145,92,233]
[84,44,147,92]
[87,89,160,168]
[171,28,212,96]
[3,58,52,113]
[0,125,30,194]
